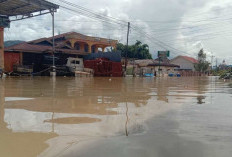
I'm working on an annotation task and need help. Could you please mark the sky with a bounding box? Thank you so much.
[3,0,232,65]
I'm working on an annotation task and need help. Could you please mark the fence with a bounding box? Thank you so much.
[84,58,122,77]
[179,71,209,77]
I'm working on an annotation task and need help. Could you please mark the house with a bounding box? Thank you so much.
[170,56,198,71]
[134,59,180,76]
[4,32,118,73]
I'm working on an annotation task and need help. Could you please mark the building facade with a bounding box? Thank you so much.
[170,56,198,71]
[4,32,118,73]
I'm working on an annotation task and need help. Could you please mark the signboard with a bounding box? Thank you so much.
[158,51,170,58]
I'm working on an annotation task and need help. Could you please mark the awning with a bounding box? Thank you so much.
[0,0,59,21]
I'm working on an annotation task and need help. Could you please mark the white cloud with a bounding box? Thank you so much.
[3,0,232,64]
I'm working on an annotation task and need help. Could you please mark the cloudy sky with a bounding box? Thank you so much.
[4,0,232,65]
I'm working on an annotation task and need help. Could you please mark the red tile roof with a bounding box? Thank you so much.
[180,56,198,63]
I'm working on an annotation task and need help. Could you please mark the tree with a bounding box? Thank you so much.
[117,40,152,59]
[194,49,210,72]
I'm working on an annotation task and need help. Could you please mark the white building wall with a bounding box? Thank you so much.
[171,57,195,71]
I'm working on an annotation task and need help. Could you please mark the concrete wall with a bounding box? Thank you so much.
[171,57,195,71]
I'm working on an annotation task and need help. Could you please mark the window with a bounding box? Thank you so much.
[84,44,89,52]
[74,43,80,50]
[71,60,80,65]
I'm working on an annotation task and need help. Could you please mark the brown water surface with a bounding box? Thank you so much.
[0,77,232,157]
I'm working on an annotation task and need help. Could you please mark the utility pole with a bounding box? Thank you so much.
[215,58,218,71]
[50,10,56,76]
[215,58,217,67]
[124,22,130,76]
[159,56,161,76]
[211,55,215,71]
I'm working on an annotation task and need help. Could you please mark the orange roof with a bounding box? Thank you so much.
[180,56,198,63]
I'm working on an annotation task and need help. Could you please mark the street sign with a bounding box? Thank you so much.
[158,51,170,58]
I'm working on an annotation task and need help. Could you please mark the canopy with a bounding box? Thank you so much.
[0,0,59,20]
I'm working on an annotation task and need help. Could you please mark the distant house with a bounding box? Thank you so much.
[134,59,180,76]
[170,56,198,71]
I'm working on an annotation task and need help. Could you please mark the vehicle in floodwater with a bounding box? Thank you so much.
[66,57,84,73]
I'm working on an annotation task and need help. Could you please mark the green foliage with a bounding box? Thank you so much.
[212,68,232,79]
[117,40,152,59]
[212,69,228,76]
[194,49,210,72]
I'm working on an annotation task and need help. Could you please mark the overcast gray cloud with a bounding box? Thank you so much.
[4,0,232,65]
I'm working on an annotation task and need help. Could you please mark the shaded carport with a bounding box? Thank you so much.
[0,0,59,74]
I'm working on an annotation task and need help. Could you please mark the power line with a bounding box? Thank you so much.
[56,0,128,27]
[129,7,232,24]
[130,24,193,56]
[58,0,127,23]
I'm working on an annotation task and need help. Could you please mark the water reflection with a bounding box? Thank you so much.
[44,117,101,124]
[0,79,57,157]
[0,77,213,157]
[4,78,153,115]
[197,96,206,104]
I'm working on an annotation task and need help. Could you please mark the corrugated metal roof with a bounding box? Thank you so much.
[0,0,59,17]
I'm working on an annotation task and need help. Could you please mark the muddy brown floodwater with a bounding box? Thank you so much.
[0,76,232,157]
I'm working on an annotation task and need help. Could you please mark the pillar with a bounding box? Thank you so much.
[19,52,23,65]
[88,44,92,53]
[0,80,6,130]
[94,46,98,53]
[101,46,106,52]
[80,43,84,52]
[0,27,4,71]
[70,40,75,48]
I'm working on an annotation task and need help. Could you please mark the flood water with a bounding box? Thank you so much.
[0,76,232,157]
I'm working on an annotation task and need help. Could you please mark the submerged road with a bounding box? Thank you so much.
[0,77,232,157]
